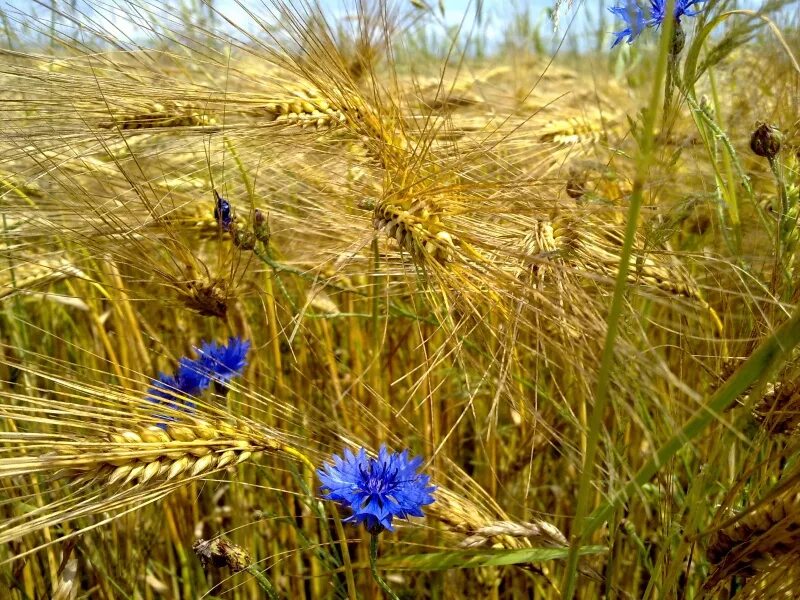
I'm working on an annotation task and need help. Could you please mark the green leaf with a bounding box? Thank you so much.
[378,546,607,571]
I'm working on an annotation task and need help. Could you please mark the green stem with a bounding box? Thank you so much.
[252,245,298,311]
[681,92,754,200]
[370,534,400,600]
[224,137,256,205]
[561,4,676,597]
[768,156,794,296]
[245,564,280,600]
[769,156,789,222]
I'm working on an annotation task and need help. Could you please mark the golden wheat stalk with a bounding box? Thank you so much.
[0,392,286,563]
[458,519,568,549]
[715,551,800,599]
[0,413,280,485]
[52,557,78,600]
[538,113,609,146]
[530,209,725,334]
[0,355,527,564]
[707,489,800,563]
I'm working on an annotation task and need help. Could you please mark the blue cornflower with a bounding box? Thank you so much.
[146,373,183,405]
[610,0,705,47]
[197,336,251,383]
[145,337,250,425]
[318,446,437,534]
[175,356,212,394]
[647,0,706,28]
[145,373,198,427]
[146,371,204,404]
[213,191,233,231]
[609,0,648,47]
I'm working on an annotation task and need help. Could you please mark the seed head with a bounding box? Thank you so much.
[193,537,251,572]
[566,168,586,200]
[253,209,270,243]
[750,122,782,160]
[670,22,685,56]
[233,229,256,251]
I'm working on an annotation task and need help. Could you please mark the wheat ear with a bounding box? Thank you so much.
[98,100,216,130]
[459,520,568,549]
[373,198,456,265]
[257,88,351,130]
[705,487,800,590]
[30,420,281,489]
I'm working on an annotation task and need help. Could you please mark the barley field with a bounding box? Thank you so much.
[1,0,799,598]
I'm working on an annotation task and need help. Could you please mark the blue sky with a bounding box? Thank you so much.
[0,0,588,52]
[2,1,587,34]
[2,0,769,50]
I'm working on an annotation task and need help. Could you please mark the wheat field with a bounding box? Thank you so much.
[1,0,799,598]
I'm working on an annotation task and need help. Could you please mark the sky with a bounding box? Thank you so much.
[1,0,587,34]
[1,0,770,51]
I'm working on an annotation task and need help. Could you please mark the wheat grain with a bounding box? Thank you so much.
[719,552,800,599]
[538,114,609,146]
[707,489,800,564]
[179,276,230,318]
[254,89,351,130]
[459,520,568,549]
[373,198,456,265]
[36,421,281,489]
[98,100,217,130]
[52,557,78,600]
[0,258,86,301]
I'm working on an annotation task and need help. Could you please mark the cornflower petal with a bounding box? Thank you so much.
[214,193,233,231]
[611,0,705,46]
[318,445,437,534]
[175,357,212,395]
[144,337,250,427]
[609,0,647,47]
[146,373,197,428]
[647,0,706,28]
[197,336,251,383]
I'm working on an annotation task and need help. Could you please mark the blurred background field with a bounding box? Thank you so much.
[1,0,799,598]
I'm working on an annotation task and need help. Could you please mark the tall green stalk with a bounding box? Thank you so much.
[370,534,400,600]
[561,3,678,596]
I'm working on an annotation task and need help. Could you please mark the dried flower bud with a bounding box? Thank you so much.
[233,229,256,251]
[750,122,782,160]
[254,208,266,227]
[253,209,270,243]
[193,537,251,572]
